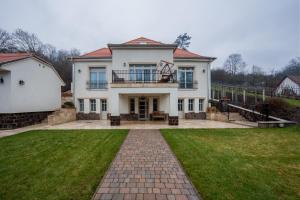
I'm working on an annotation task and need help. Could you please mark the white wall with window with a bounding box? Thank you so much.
[89,67,106,89]
[178,67,194,89]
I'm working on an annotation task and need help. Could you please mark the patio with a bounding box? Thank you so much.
[44,119,254,130]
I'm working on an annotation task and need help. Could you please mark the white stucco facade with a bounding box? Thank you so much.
[71,38,215,124]
[0,58,64,113]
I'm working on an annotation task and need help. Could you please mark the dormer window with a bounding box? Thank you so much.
[139,42,147,45]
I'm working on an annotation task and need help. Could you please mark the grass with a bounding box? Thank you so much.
[0,129,128,200]
[161,126,300,200]
[283,98,300,107]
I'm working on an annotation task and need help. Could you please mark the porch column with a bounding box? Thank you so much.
[135,97,139,114]
[184,98,189,114]
[109,92,120,126]
[195,98,199,113]
[96,99,101,114]
[169,91,178,125]
[84,99,89,113]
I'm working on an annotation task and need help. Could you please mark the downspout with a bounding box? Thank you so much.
[71,57,75,104]
[207,61,211,108]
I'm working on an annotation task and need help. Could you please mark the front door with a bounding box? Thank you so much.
[139,97,148,120]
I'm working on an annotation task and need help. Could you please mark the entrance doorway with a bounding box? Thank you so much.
[139,97,149,120]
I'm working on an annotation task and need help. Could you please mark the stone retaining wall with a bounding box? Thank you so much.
[76,112,100,120]
[185,112,206,119]
[48,108,76,125]
[0,111,52,129]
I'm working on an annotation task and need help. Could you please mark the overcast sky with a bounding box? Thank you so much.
[0,0,299,72]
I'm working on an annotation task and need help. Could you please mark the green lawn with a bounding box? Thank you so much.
[0,129,128,200]
[161,126,300,200]
[283,98,300,107]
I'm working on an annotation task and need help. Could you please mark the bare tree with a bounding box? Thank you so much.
[0,28,14,52]
[12,28,44,54]
[174,33,191,50]
[252,65,264,75]
[223,54,246,75]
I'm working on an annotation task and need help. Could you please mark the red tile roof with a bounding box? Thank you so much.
[79,38,215,60]
[123,37,163,45]
[0,53,32,65]
[81,48,112,57]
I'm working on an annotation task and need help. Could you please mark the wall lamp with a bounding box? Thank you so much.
[19,80,25,86]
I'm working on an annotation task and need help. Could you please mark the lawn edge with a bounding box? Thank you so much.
[90,129,130,200]
[160,129,204,200]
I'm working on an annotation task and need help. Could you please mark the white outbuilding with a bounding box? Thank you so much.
[0,53,65,129]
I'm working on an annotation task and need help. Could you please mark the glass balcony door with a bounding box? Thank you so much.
[178,67,193,89]
[90,67,106,89]
[129,64,157,83]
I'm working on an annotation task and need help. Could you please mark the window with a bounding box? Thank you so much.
[90,99,96,112]
[188,99,194,111]
[129,64,157,82]
[130,98,135,113]
[89,67,106,89]
[78,99,84,112]
[101,99,107,111]
[179,67,194,89]
[153,98,158,112]
[199,99,204,112]
[178,99,183,111]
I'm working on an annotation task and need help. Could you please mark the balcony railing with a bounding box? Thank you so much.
[112,70,177,83]
[87,81,108,89]
[178,81,198,89]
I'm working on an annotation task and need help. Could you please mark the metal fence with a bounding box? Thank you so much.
[211,82,299,108]
[112,70,177,83]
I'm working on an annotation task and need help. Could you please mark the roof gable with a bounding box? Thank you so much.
[123,37,163,45]
[0,53,65,86]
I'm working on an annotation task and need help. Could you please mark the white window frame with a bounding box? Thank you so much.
[199,99,204,112]
[78,99,84,112]
[178,99,183,111]
[188,99,194,112]
[101,99,107,112]
[178,67,194,89]
[90,99,96,112]
[89,67,106,89]
[129,64,157,82]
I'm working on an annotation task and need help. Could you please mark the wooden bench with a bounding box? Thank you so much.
[151,111,167,121]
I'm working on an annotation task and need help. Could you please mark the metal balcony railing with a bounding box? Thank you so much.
[87,81,108,89]
[178,81,198,89]
[112,70,177,83]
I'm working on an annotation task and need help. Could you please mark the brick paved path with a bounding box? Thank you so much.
[93,129,200,200]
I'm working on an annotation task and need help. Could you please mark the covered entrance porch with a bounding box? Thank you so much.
[109,87,178,126]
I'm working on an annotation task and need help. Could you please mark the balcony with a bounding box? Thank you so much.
[87,81,108,89]
[112,70,177,84]
[178,81,198,89]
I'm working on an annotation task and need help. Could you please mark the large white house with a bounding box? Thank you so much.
[0,53,64,129]
[70,37,216,125]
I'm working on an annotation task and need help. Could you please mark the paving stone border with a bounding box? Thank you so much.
[92,129,201,200]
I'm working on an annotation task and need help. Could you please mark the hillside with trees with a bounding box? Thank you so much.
[0,28,80,91]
